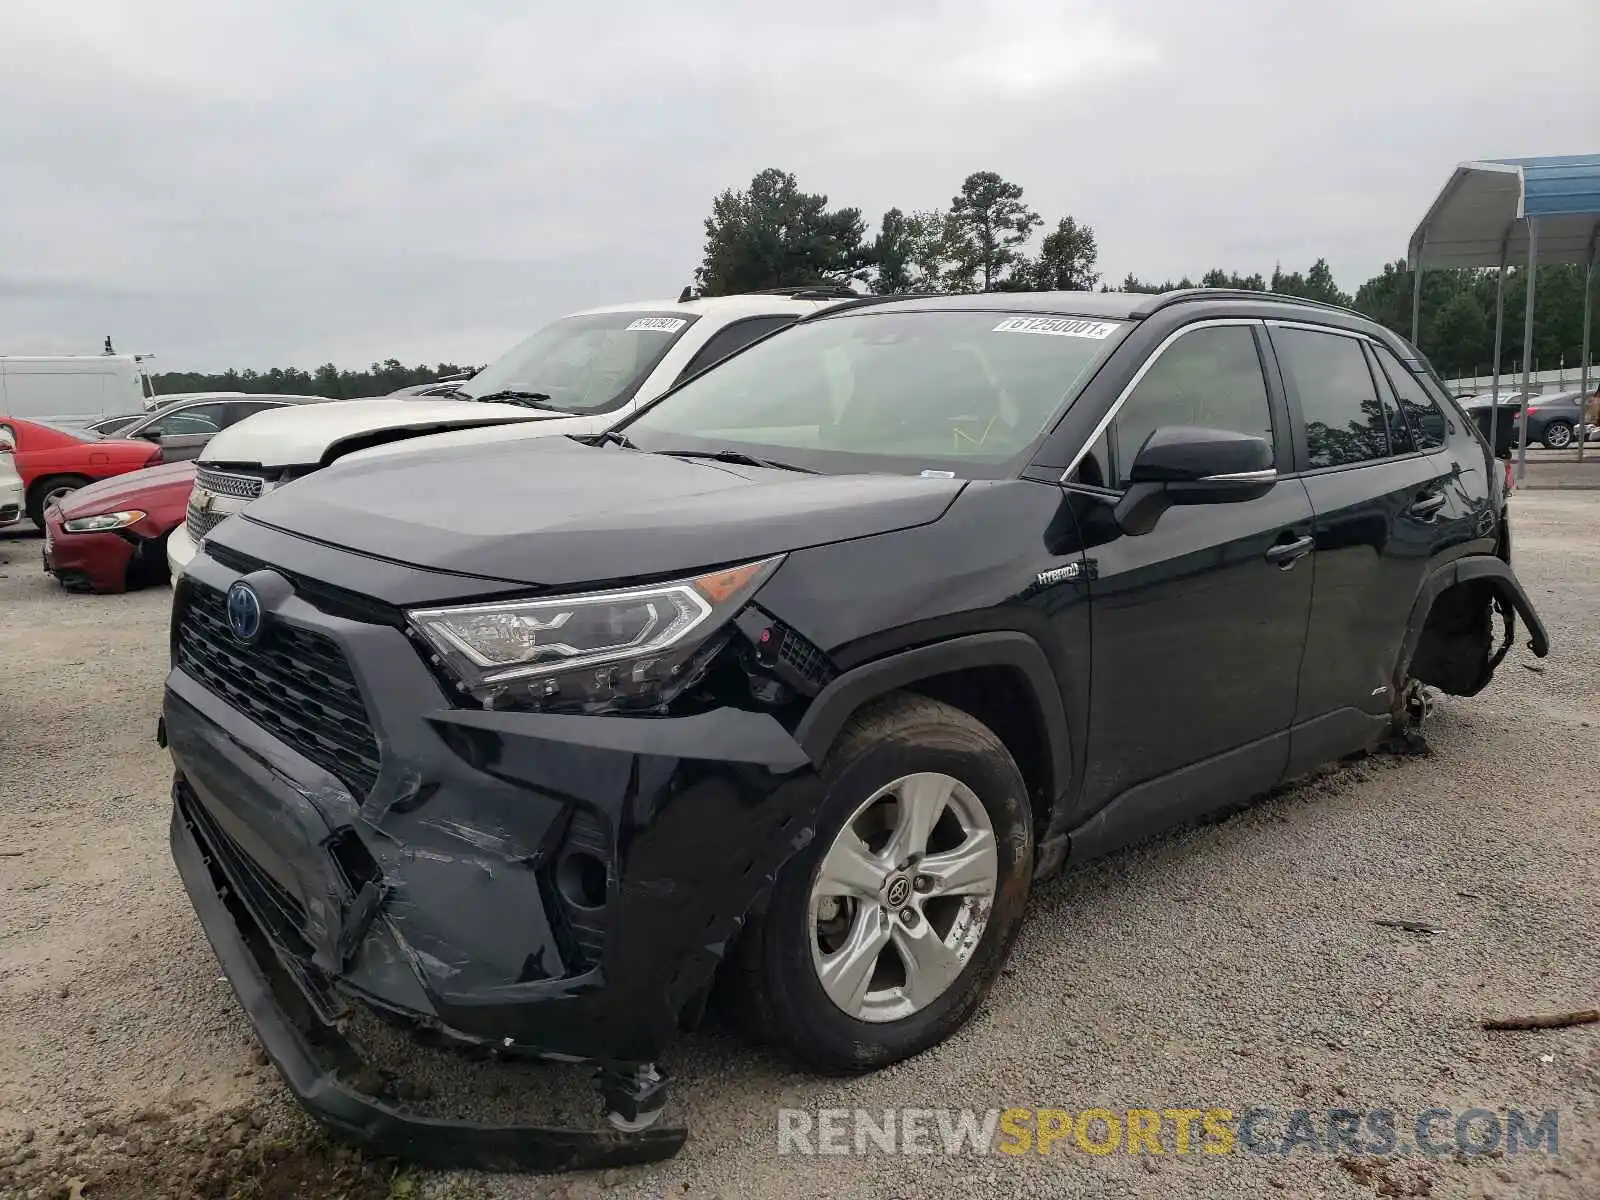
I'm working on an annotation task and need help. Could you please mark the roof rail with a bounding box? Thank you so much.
[742,284,864,300]
[795,293,934,320]
[1139,287,1365,319]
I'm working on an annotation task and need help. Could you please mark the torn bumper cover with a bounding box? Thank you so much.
[170,798,687,1171]
[162,553,823,1170]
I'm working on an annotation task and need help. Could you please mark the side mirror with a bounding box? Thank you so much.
[1114,426,1276,535]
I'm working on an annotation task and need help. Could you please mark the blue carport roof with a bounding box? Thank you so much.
[1408,154,1600,269]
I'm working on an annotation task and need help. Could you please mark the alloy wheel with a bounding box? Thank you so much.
[807,771,997,1023]
[43,483,80,510]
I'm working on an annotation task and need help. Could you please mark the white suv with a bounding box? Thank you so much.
[168,290,853,578]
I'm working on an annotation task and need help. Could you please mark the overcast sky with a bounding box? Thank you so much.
[2,0,1596,373]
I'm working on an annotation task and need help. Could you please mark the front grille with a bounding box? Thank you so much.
[181,783,311,950]
[179,785,344,1022]
[776,624,837,690]
[176,581,382,798]
[195,467,264,499]
[186,504,230,544]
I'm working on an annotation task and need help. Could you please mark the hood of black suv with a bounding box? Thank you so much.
[239,438,965,588]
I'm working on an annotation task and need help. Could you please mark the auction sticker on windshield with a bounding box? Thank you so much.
[992,316,1121,339]
[625,317,689,333]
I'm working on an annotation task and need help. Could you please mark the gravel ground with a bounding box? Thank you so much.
[1,492,1596,1200]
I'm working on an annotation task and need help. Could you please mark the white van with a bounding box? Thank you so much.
[0,355,151,424]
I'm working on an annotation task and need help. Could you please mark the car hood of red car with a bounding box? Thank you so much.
[58,460,197,518]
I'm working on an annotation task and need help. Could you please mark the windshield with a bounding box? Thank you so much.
[457,311,700,412]
[624,309,1127,474]
[91,414,142,434]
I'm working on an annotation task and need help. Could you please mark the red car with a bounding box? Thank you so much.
[0,416,164,527]
[42,460,196,593]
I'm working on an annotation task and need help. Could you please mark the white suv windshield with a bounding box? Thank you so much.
[457,311,699,413]
[626,309,1126,470]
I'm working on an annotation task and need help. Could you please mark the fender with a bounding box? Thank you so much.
[794,630,1073,835]
[1397,554,1550,688]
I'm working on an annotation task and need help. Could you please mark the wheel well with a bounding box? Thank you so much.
[706,662,1057,1029]
[28,473,90,499]
[1408,579,1496,696]
[26,474,92,521]
[905,666,1053,840]
[128,529,172,587]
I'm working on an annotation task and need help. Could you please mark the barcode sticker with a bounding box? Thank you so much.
[625,317,688,333]
[992,316,1121,339]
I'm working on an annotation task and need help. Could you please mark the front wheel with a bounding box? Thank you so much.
[1541,421,1574,449]
[736,694,1033,1074]
[27,475,91,528]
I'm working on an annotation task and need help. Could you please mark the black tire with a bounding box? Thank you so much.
[736,693,1033,1074]
[1540,421,1574,449]
[27,474,91,528]
[126,531,171,589]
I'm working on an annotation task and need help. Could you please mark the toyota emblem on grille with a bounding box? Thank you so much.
[226,581,264,642]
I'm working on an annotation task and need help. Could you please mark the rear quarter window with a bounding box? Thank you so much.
[1370,344,1449,450]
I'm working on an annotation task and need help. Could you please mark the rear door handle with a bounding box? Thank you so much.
[1265,534,1315,567]
[1410,491,1446,517]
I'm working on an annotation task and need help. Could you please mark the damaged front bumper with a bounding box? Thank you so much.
[162,549,824,1169]
[171,795,688,1171]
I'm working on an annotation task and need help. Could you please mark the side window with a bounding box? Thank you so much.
[1111,324,1273,487]
[1371,344,1447,450]
[1274,327,1389,469]
[1364,345,1415,455]
[676,316,797,383]
[148,403,228,435]
[218,401,284,427]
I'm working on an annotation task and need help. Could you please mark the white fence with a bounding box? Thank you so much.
[1443,364,1596,396]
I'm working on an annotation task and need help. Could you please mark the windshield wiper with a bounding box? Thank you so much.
[469,389,563,410]
[658,449,816,474]
[591,429,637,448]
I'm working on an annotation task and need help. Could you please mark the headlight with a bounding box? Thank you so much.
[62,509,147,533]
[408,555,785,711]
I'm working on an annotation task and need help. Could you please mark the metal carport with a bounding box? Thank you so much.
[1406,154,1600,480]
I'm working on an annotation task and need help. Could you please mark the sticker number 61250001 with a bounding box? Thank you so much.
[992,316,1122,339]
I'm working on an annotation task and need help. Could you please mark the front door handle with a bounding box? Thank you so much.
[1410,491,1447,518]
[1265,534,1315,567]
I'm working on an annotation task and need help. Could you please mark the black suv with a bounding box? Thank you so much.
[162,289,1548,1172]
